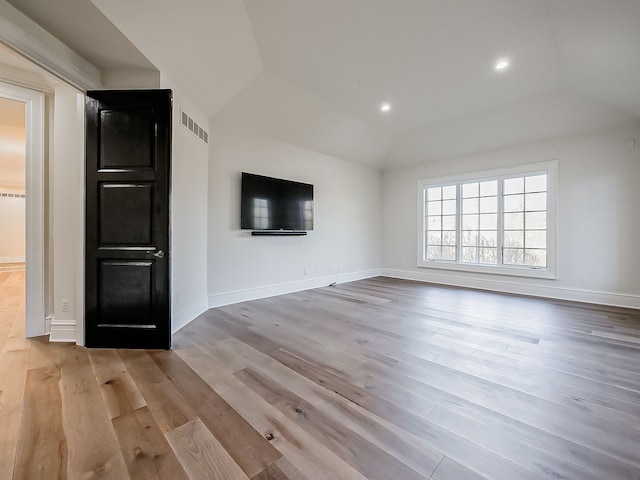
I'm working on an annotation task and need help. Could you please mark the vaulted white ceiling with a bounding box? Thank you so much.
[245,0,561,132]
[5,0,640,169]
[89,0,264,116]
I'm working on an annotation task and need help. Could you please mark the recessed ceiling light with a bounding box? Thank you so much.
[495,59,510,71]
[380,103,391,112]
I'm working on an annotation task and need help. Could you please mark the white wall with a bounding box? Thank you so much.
[102,69,160,89]
[161,76,210,333]
[382,123,640,308]
[207,126,382,306]
[50,82,84,342]
[0,193,25,262]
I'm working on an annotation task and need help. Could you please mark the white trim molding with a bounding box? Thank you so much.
[74,91,85,346]
[23,84,45,338]
[172,296,209,334]
[0,0,101,90]
[382,268,640,310]
[49,319,77,342]
[208,269,382,309]
[0,256,25,263]
[0,62,53,93]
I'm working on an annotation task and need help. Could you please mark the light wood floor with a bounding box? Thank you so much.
[2,273,640,479]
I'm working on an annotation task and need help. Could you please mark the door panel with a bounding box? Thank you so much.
[99,261,154,326]
[85,89,171,349]
[99,184,154,246]
[100,107,155,169]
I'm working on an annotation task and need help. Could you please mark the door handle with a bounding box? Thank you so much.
[147,249,165,258]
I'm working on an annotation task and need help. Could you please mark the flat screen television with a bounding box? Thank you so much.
[240,172,314,231]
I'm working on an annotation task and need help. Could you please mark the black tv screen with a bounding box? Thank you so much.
[241,172,314,231]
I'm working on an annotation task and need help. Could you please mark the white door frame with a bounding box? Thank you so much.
[0,81,45,337]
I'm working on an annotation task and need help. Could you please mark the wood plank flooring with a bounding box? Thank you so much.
[2,271,640,479]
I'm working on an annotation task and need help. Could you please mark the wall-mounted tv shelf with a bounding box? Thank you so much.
[251,231,308,236]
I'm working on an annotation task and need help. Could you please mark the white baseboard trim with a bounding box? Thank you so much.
[49,319,77,342]
[208,269,382,309]
[172,296,209,334]
[381,268,640,310]
[48,295,211,341]
[45,314,53,334]
[0,256,25,264]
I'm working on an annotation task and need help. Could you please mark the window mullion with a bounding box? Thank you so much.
[422,186,427,262]
[523,182,527,258]
[456,184,462,263]
[498,177,504,266]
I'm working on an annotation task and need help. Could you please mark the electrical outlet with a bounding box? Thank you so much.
[61,299,70,313]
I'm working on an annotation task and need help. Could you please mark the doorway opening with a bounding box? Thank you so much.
[0,81,45,340]
[0,96,27,349]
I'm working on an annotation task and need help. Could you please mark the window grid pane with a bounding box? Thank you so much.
[502,174,547,267]
[461,180,497,265]
[425,186,457,261]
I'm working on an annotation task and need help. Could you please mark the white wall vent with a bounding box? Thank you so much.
[0,191,26,198]
[180,109,209,145]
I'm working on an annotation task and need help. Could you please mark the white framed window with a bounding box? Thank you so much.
[417,161,557,279]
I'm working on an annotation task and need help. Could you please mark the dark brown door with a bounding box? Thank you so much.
[85,90,171,349]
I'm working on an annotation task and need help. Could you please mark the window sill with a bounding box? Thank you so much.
[417,260,557,280]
